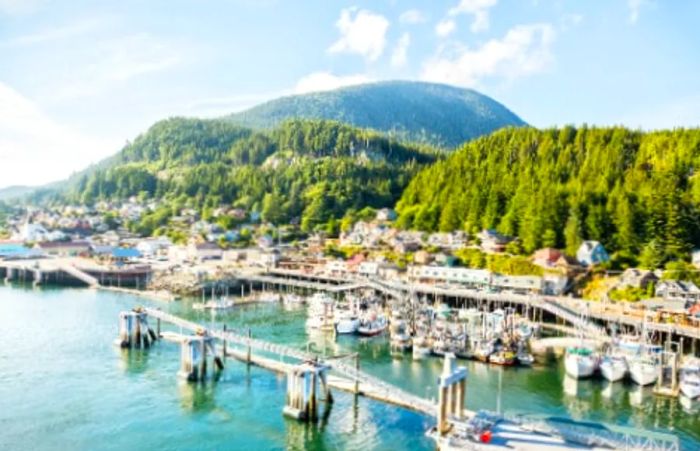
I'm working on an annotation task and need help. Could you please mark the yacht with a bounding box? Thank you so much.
[564,346,599,379]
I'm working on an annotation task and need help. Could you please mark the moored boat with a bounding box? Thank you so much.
[564,347,598,379]
[599,354,628,382]
[358,314,387,337]
[489,349,517,366]
[679,360,700,399]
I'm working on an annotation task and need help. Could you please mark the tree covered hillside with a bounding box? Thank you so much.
[228,81,526,148]
[65,118,437,234]
[396,126,700,267]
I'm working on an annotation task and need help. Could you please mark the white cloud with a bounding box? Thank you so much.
[1,17,104,47]
[391,33,411,67]
[0,0,42,16]
[422,23,555,87]
[448,0,498,33]
[50,33,183,101]
[435,19,456,37]
[627,0,650,24]
[399,9,426,24]
[0,82,117,187]
[328,8,390,61]
[294,72,373,94]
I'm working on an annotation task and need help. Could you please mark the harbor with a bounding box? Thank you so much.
[1,281,698,450]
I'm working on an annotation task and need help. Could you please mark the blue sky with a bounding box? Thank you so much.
[1,0,698,187]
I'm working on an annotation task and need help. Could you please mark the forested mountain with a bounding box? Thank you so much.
[63,118,437,234]
[228,81,526,148]
[396,126,700,267]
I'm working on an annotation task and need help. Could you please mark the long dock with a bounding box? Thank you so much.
[139,307,679,451]
[144,308,435,415]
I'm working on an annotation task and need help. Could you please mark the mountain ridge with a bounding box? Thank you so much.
[227,80,526,148]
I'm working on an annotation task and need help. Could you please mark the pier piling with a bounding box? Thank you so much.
[436,353,467,436]
[283,362,332,422]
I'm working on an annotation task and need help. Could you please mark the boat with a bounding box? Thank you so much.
[335,311,360,334]
[489,349,517,366]
[599,354,628,382]
[283,294,305,305]
[516,350,534,366]
[564,347,598,379]
[358,314,387,337]
[473,340,495,363]
[679,360,700,399]
[629,345,661,386]
[193,298,235,310]
[412,335,432,360]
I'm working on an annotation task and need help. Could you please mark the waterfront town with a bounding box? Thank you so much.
[2,198,699,449]
[2,198,700,309]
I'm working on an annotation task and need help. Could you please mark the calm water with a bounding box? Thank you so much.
[0,284,698,450]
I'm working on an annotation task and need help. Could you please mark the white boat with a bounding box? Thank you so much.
[358,314,387,337]
[283,294,305,305]
[629,344,661,386]
[193,298,235,310]
[335,311,360,334]
[599,355,628,382]
[679,361,700,399]
[412,334,431,360]
[564,347,598,379]
[628,357,659,386]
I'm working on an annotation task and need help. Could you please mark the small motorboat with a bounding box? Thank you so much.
[358,314,388,337]
[283,294,305,305]
[193,298,235,311]
[516,350,535,366]
[489,349,517,366]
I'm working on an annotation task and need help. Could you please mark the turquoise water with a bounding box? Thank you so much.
[0,284,698,450]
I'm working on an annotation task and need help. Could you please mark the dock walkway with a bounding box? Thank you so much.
[144,308,435,416]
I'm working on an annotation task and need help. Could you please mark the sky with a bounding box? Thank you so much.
[1,0,699,188]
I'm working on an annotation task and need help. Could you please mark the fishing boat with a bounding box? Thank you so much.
[489,349,517,366]
[564,347,598,379]
[629,345,661,386]
[358,313,387,337]
[679,359,700,399]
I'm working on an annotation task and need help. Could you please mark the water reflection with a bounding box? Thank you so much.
[117,348,150,374]
[178,379,218,412]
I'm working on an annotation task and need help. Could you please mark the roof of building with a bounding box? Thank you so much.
[112,248,141,259]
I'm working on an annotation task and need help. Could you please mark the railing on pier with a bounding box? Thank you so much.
[144,308,436,416]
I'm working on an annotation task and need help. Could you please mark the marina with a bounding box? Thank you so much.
[1,281,698,450]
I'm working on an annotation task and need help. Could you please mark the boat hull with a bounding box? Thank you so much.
[629,363,658,386]
[565,354,597,379]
